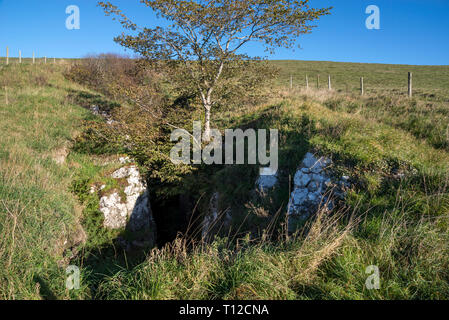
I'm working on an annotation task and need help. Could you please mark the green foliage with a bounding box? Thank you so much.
[98,0,330,136]
[70,169,121,250]
[65,54,165,106]
[72,121,125,155]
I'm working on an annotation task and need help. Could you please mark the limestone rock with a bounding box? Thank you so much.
[294,171,311,188]
[291,188,308,206]
[95,162,156,250]
[119,156,131,164]
[90,105,116,125]
[302,152,318,168]
[202,192,219,240]
[287,152,349,233]
[96,164,155,236]
[256,168,278,192]
[100,192,128,229]
[128,191,154,233]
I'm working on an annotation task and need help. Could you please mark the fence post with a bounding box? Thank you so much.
[360,77,364,96]
[33,52,35,64]
[6,47,9,65]
[44,56,47,64]
[306,74,309,90]
[19,50,21,64]
[53,57,56,64]
[328,75,332,91]
[317,75,320,89]
[290,74,293,90]
[408,72,413,98]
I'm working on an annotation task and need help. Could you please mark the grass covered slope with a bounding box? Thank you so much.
[273,60,449,151]
[96,93,449,300]
[0,60,448,300]
[272,60,449,99]
[0,63,90,299]
[91,61,449,300]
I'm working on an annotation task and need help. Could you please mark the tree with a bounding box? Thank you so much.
[98,0,331,141]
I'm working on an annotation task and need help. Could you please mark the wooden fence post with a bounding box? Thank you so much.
[44,56,47,64]
[6,47,9,65]
[290,74,293,90]
[33,52,35,64]
[317,75,320,89]
[408,72,413,98]
[53,57,56,64]
[306,74,309,90]
[360,77,364,96]
[328,75,332,91]
[19,50,21,64]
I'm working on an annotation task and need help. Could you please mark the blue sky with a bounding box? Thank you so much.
[0,0,448,65]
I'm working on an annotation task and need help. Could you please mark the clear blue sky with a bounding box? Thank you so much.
[0,0,448,65]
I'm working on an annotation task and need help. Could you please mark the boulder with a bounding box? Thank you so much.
[294,171,311,188]
[100,165,148,229]
[291,188,308,206]
[96,163,156,248]
[302,152,318,168]
[287,152,349,233]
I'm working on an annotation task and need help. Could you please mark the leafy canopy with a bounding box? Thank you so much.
[98,0,331,101]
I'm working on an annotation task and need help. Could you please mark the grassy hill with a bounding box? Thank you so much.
[0,63,90,299]
[0,60,448,299]
[273,60,449,99]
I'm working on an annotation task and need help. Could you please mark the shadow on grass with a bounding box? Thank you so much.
[75,230,153,299]
[33,275,57,300]
[67,89,121,118]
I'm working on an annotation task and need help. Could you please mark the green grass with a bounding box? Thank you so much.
[272,60,449,99]
[92,61,449,300]
[1,60,448,300]
[0,63,92,299]
[0,57,75,65]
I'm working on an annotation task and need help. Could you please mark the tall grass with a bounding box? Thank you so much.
[93,207,356,300]
[93,192,449,300]
[0,63,89,299]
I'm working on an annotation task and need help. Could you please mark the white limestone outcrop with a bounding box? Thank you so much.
[287,153,350,232]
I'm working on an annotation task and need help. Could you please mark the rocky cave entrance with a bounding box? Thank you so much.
[150,193,200,247]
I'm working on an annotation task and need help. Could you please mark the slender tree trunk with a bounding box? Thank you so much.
[203,105,212,142]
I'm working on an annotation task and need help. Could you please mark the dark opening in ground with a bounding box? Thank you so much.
[150,193,197,247]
